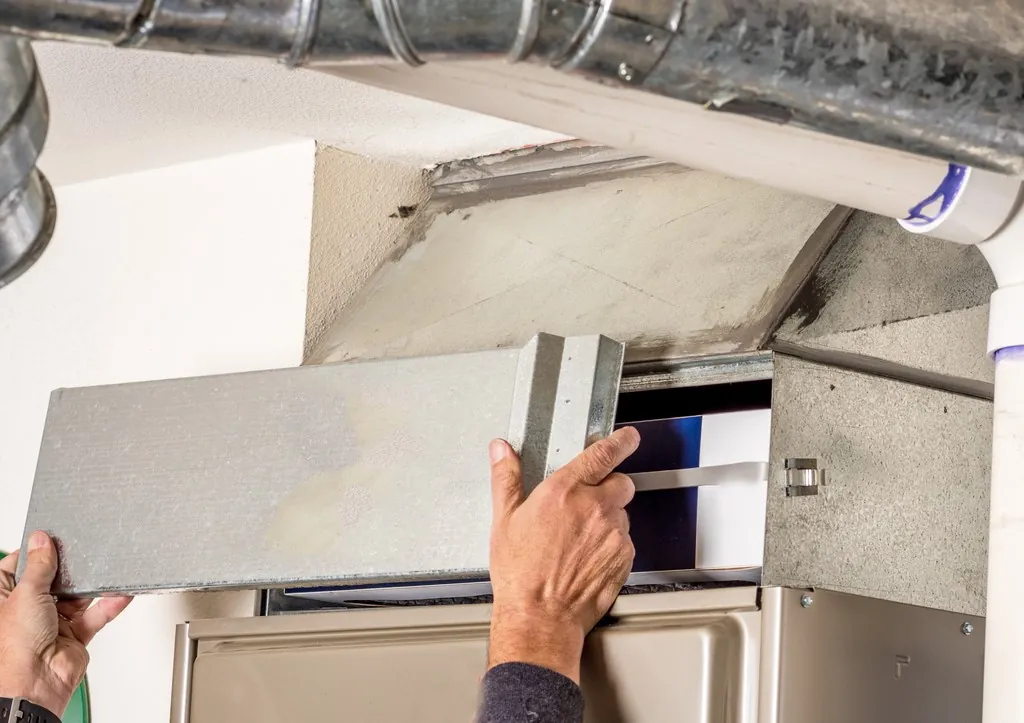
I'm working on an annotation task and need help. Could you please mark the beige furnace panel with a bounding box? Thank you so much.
[183,587,760,723]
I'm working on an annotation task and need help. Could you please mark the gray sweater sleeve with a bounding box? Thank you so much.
[477,663,584,723]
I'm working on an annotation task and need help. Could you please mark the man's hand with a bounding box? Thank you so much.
[0,532,132,716]
[487,427,640,684]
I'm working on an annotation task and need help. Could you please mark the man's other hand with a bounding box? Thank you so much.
[0,532,132,716]
[487,427,640,683]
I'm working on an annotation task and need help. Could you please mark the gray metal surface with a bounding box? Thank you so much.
[507,333,624,492]
[9,0,1024,173]
[20,334,623,596]
[429,141,681,211]
[179,587,760,723]
[621,351,774,393]
[544,335,623,472]
[764,355,992,615]
[631,461,768,492]
[0,39,55,289]
[759,587,984,723]
[772,210,997,397]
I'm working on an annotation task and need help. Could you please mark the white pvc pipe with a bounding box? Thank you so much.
[327,60,1024,245]
[980,218,1024,723]
[898,166,1024,248]
[983,346,1024,723]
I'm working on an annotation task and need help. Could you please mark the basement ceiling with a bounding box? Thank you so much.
[34,42,565,186]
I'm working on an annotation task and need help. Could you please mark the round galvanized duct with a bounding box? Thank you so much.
[0,38,55,289]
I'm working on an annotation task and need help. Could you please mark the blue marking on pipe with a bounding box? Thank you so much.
[995,345,1024,362]
[903,163,969,226]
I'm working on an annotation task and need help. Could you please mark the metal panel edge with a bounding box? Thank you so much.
[189,586,759,641]
[506,332,566,493]
[757,587,786,723]
[283,569,761,605]
[771,341,994,401]
[620,351,772,393]
[429,141,682,209]
[756,206,855,349]
[545,335,625,474]
[170,622,196,723]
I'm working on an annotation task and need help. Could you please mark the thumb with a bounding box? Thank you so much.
[16,531,57,597]
[489,439,524,520]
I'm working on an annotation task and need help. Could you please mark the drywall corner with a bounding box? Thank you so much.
[304,144,431,360]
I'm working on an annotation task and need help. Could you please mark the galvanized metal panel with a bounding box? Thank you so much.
[20,334,623,596]
[764,355,992,615]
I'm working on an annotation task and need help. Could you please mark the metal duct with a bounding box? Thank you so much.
[4,0,1024,175]
[0,38,55,290]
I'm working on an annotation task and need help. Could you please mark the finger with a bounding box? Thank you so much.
[489,439,525,520]
[597,473,635,509]
[56,597,93,620]
[0,549,19,576]
[562,427,641,486]
[71,596,133,646]
[15,531,57,597]
[0,550,18,595]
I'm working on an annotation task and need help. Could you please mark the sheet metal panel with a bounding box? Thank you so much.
[180,587,760,723]
[764,355,991,615]
[759,587,984,723]
[20,334,623,596]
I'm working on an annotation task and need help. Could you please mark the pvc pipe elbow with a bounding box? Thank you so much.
[988,284,1024,357]
[980,200,1024,355]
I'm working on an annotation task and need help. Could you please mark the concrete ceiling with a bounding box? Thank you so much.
[34,42,565,186]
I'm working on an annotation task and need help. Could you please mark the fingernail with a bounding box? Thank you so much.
[489,439,509,464]
[29,531,48,551]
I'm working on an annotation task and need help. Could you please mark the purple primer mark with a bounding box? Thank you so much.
[995,345,1024,363]
[902,163,969,228]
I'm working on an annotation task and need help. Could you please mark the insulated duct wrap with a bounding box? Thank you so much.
[0,38,54,289]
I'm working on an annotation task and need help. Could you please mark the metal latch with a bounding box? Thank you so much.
[785,458,824,497]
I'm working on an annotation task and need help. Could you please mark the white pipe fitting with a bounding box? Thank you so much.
[980,203,1024,355]
[986,285,1024,357]
[898,165,1022,245]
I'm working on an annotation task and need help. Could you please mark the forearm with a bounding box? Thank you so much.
[477,663,584,723]
[487,606,585,683]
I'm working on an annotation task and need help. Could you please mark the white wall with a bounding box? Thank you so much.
[0,141,316,721]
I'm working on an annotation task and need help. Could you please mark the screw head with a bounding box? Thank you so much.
[962,622,975,636]
[644,33,655,44]
[617,62,636,82]
[800,594,814,608]
[550,6,561,16]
